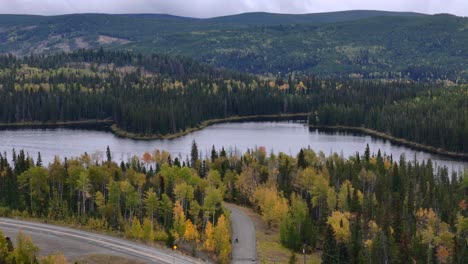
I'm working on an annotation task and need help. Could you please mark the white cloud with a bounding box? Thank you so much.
[0,0,466,17]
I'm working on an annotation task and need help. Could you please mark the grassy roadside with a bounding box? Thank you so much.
[76,255,147,264]
[310,125,468,161]
[232,205,321,264]
[0,214,205,263]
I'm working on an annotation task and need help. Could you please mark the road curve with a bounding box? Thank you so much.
[224,203,257,264]
[0,217,204,264]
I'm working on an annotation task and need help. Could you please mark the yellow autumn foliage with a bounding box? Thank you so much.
[436,245,450,264]
[214,215,231,264]
[172,202,186,240]
[184,219,199,242]
[40,254,68,264]
[295,81,307,91]
[364,239,373,249]
[142,217,155,241]
[327,211,351,243]
[254,185,289,228]
[383,159,392,170]
[279,83,289,90]
[130,217,143,239]
[203,221,215,252]
[338,180,363,211]
[415,208,455,253]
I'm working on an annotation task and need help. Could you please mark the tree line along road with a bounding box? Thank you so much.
[0,217,206,264]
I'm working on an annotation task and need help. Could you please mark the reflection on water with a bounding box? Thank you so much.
[0,121,466,174]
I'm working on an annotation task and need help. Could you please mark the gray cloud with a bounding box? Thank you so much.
[0,0,466,17]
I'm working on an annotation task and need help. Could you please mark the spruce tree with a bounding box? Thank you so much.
[322,225,339,264]
[297,149,306,169]
[210,146,218,162]
[36,152,42,167]
[106,146,112,163]
[364,144,370,162]
[190,140,198,168]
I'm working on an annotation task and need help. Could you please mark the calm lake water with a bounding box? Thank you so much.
[0,121,466,174]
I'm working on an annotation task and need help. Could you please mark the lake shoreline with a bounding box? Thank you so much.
[0,120,114,130]
[1,117,467,162]
[0,119,466,173]
[0,113,309,140]
[309,125,468,161]
[110,113,309,140]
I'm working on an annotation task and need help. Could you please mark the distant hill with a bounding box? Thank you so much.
[1,10,467,81]
[206,10,425,26]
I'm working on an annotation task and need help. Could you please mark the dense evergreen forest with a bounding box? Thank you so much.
[310,86,468,153]
[0,49,312,135]
[0,50,443,129]
[0,144,467,263]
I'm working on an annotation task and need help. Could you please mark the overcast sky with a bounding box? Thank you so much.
[1,0,467,18]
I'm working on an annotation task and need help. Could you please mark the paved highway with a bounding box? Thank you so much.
[0,218,204,263]
[224,204,257,263]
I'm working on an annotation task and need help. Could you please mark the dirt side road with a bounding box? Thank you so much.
[224,203,257,263]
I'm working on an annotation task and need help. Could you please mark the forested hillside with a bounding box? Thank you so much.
[0,51,424,126]
[0,144,467,263]
[0,50,313,135]
[1,11,467,80]
[310,86,468,154]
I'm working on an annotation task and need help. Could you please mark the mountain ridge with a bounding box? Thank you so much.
[0,10,467,80]
[0,9,427,19]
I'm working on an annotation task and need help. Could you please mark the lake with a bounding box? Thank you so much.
[0,121,466,174]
